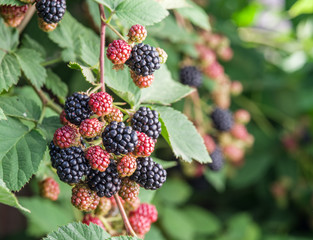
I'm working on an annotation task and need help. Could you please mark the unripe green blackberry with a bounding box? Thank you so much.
[118,178,140,202]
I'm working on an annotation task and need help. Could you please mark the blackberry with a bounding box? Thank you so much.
[126,43,160,77]
[131,107,161,140]
[64,92,92,126]
[208,147,224,171]
[179,66,202,87]
[130,157,167,190]
[87,160,122,198]
[36,0,66,24]
[102,121,138,155]
[51,145,90,184]
[211,107,233,131]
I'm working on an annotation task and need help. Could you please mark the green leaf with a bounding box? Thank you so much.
[176,1,210,30]
[116,0,169,26]
[0,117,46,191]
[93,0,125,11]
[158,0,189,9]
[105,60,141,107]
[156,178,191,205]
[68,62,96,85]
[184,206,221,235]
[43,222,111,240]
[0,108,6,120]
[20,197,76,237]
[0,18,19,51]
[0,96,41,122]
[204,167,227,192]
[1,0,24,6]
[140,65,194,105]
[21,34,46,58]
[289,0,313,17]
[145,225,166,240]
[79,36,100,66]
[0,53,21,92]
[45,70,68,100]
[138,189,156,203]
[0,179,30,213]
[161,207,194,240]
[153,157,177,169]
[15,48,47,89]
[151,106,211,163]
[38,116,62,143]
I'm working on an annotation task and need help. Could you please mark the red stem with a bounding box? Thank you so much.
[114,194,137,237]
[99,4,106,92]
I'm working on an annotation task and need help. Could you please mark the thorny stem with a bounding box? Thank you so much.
[103,20,127,42]
[99,4,106,92]
[114,193,137,237]
[17,4,36,33]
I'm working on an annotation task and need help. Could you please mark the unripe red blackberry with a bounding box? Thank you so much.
[124,197,140,212]
[203,61,224,79]
[71,183,100,211]
[203,135,216,154]
[134,131,155,157]
[130,70,154,88]
[95,197,112,216]
[126,43,161,77]
[156,47,168,64]
[218,46,233,61]
[85,146,110,172]
[38,17,58,32]
[105,107,123,123]
[82,214,105,229]
[127,24,147,43]
[195,44,216,65]
[230,81,243,96]
[60,110,69,125]
[79,118,103,138]
[129,214,151,235]
[89,92,113,117]
[39,177,60,201]
[118,178,140,202]
[223,145,244,164]
[230,123,249,141]
[106,40,132,65]
[234,109,251,125]
[130,203,158,223]
[117,154,137,177]
[0,4,28,27]
[53,125,80,148]
[36,0,66,24]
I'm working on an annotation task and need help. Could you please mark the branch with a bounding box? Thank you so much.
[114,194,137,237]
[103,20,127,42]
[31,85,62,114]
[17,4,36,33]
[99,4,106,92]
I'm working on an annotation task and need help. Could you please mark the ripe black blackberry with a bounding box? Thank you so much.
[211,107,233,131]
[131,107,161,140]
[50,145,90,184]
[87,160,122,198]
[102,121,138,155]
[208,146,224,171]
[130,157,167,190]
[126,43,160,76]
[179,66,202,87]
[64,92,92,126]
[36,0,66,24]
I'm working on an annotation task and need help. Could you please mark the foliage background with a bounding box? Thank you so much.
[1,0,313,239]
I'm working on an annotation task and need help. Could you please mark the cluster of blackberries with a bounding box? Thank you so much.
[48,91,167,213]
[106,25,167,88]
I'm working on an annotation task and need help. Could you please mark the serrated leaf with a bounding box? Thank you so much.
[116,0,169,26]
[176,1,210,30]
[158,0,189,9]
[105,60,141,107]
[151,106,211,163]
[1,0,24,6]
[0,179,30,213]
[20,197,75,237]
[68,62,96,84]
[0,108,6,120]
[93,0,125,11]
[15,48,47,89]
[0,18,19,50]
[45,70,68,100]
[0,96,41,122]
[140,65,194,105]
[184,205,221,235]
[0,117,46,191]
[0,53,21,92]
[22,34,46,58]
[43,222,111,240]
[79,36,100,66]
[38,116,62,143]
[289,0,313,17]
